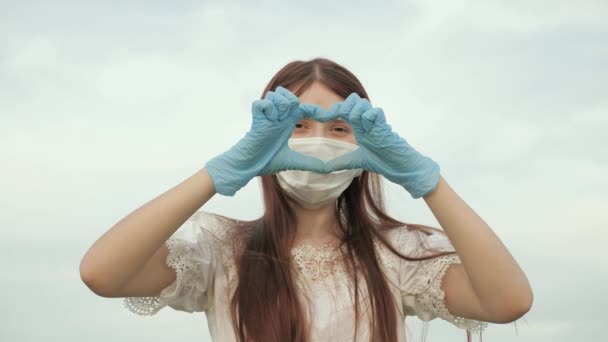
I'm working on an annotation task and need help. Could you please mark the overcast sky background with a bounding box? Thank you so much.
[1,1,606,341]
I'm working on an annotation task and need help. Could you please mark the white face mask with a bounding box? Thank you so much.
[276,137,364,209]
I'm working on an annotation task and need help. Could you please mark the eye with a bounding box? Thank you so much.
[295,123,304,128]
[333,126,350,133]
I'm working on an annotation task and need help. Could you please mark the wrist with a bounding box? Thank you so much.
[402,160,441,199]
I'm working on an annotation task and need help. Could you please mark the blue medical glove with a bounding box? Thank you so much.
[205,86,329,196]
[300,93,441,199]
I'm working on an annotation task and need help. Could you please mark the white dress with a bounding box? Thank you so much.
[124,210,489,341]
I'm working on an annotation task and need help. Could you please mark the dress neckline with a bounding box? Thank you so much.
[290,240,344,255]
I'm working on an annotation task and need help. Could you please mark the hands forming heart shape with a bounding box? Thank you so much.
[205,86,440,199]
[257,86,441,199]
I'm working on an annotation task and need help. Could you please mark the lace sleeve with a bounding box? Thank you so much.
[123,211,223,315]
[397,228,489,334]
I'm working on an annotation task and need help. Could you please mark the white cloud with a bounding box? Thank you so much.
[1,1,606,341]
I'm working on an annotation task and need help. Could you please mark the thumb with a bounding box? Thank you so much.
[285,149,329,173]
[325,149,365,172]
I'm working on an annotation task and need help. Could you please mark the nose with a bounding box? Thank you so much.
[310,123,331,138]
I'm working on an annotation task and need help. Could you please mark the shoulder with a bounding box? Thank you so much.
[374,224,456,270]
[187,210,243,242]
[384,223,454,253]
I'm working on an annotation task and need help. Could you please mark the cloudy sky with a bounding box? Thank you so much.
[1,1,606,341]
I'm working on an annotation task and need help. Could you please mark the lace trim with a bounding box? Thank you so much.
[124,296,162,316]
[216,240,372,311]
[221,241,351,290]
[290,242,371,312]
[214,218,398,297]
[415,254,489,333]
[123,237,202,315]
[290,241,345,285]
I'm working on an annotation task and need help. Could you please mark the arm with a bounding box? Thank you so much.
[423,175,533,323]
[81,87,326,298]
[79,167,216,297]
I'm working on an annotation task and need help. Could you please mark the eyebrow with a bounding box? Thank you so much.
[301,118,347,123]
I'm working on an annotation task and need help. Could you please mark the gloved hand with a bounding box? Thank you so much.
[205,86,329,196]
[300,93,441,199]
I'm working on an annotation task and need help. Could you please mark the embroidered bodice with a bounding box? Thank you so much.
[123,210,489,341]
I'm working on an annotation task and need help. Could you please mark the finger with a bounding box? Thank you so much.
[328,93,361,122]
[275,86,300,121]
[252,99,277,122]
[268,92,293,121]
[304,102,340,122]
[349,98,371,132]
[361,107,386,132]
[296,103,325,120]
[325,149,365,172]
[320,102,344,122]
[261,92,282,122]
[263,90,275,101]
[305,92,361,123]
[275,86,299,104]
[285,150,329,173]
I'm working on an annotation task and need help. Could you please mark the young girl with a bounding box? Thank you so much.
[80,58,532,342]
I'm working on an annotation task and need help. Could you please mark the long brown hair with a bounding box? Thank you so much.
[227,58,476,342]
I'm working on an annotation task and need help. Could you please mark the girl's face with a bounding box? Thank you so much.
[292,82,357,145]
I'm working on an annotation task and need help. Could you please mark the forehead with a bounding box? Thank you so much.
[297,81,344,111]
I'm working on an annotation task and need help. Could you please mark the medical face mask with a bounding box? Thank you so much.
[276,137,364,209]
